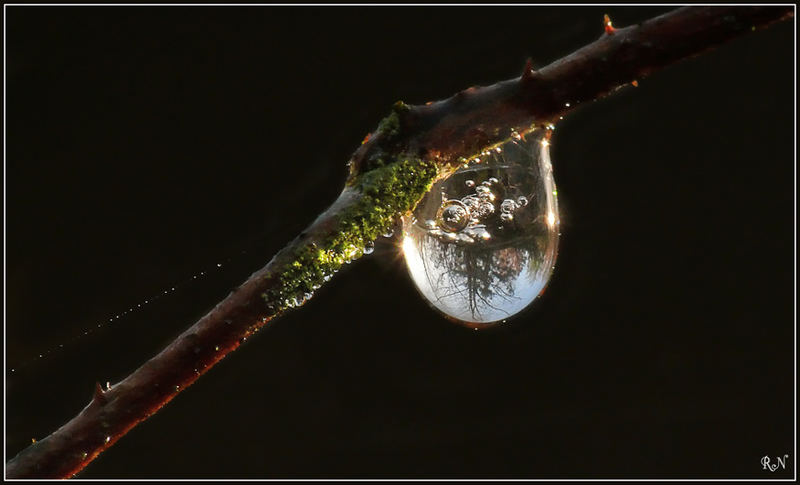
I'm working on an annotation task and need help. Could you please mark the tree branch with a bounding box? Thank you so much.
[6,6,793,479]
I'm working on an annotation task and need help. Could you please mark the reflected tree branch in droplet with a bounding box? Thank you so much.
[413,222,546,323]
[6,6,793,479]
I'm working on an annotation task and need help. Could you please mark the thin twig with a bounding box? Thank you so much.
[6,6,793,479]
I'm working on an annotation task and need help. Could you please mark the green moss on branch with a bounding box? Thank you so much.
[262,156,438,313]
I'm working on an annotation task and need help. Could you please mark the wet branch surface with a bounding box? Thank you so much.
[6,6,793,479]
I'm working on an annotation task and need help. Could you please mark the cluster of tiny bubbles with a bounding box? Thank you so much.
[9,257,237,375]
[424,177,528,247]
[278,276,323,310]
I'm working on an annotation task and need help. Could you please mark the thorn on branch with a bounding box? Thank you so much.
[604,14,616,35]
[92,382,107,404]
[521,58,537,82]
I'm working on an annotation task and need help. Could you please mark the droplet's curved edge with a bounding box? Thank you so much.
[425,275,558,330]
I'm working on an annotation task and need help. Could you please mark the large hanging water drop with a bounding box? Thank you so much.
[402,128,559,326]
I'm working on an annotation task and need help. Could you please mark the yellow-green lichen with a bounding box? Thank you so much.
[262,156,438,313]
[375,101,409,141]
[377,111,400,139]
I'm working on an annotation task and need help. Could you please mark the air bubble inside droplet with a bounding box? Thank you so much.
[437,200,470,232]
[402,128,559,325]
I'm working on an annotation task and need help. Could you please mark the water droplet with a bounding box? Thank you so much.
[402,129,559,325]
[382,227,395,238]
[363,241,375,255]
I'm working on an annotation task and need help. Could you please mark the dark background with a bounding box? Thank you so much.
[5,6,794,479]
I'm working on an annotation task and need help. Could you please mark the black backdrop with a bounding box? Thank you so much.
[6,6,795,479]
